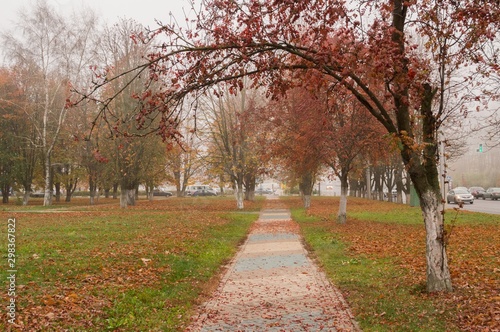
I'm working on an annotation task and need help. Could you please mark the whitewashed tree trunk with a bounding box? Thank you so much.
[147,188,154,201]
[126,189,136,206]
[299,171,315,209]
[397,191,403,204]
[337,172,348,224]
[421,190,452,292]
[235,183,244,209]
[120,190,128,208]
[22,190,30,206]
[303,195,311,209]
[338,189,347,224]
[366,166,371,200]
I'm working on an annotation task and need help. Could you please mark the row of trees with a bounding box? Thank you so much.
[83,0,499,294]
[198,79,413,216]
[0,3,188,207]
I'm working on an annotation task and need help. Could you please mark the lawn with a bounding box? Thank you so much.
[285,196,499,331]
[1,195,497,331]
[0,196,263,331]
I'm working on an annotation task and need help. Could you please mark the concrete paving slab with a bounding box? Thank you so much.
[187,199,360,331]
[242,241,304,255]
[247,233,298,242]
[233,253,309,272]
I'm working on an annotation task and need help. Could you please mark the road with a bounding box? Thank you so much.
[448,198,500,215]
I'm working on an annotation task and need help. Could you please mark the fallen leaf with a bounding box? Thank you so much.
[141,258,152,265]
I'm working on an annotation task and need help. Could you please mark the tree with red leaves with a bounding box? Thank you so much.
[261,87,326,209]
[88,0,500,292]
[322,87,388,223]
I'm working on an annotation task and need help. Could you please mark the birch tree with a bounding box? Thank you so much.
[2,1,98,206]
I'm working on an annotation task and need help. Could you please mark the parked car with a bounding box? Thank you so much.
[468,186,485,199]
[446,188,474,204]
[383,189,398,199]
[255,188,274,195]
[186,185,213,196]
[483,187,500,200]
[153,189,172,197]
[453,187,469,192]
[29,190,56,198]
[192,189,217,196]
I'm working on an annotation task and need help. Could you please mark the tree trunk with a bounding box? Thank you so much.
[245,190,255,201]
[55,182,61,203]
[174,170,183,197]
[373,166,384,201]
[337,172,348,224]
[219,175,225,196]
[43,155,52,206]
[65,177,74,202]
[395,164,404,204]
[299,171,315,209]
[104,188,110,198]
[112,183,118,199]
[365,165,372,199]
[402,83,452,292]
[366,166,372,199]
[147,184,154,201]
[235,182,244,209]
[22,186,30,206]
[420,190,452,292]
[120,189,127,208]
[348,178,357,197]
[64,175,78,202]
[89,175,96,206]
[303,195,311,209]
[2,184,9,204]
[127,189,136,206]
[244,172,256,201]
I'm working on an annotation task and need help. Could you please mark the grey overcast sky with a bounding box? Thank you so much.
[0,0,198,33]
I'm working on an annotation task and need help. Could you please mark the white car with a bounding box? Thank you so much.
[446,189,474,204]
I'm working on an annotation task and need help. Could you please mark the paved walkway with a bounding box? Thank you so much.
[188,198,360,331]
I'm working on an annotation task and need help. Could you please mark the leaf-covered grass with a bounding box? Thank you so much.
[285,196,499,332]
[0,197,263,331]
